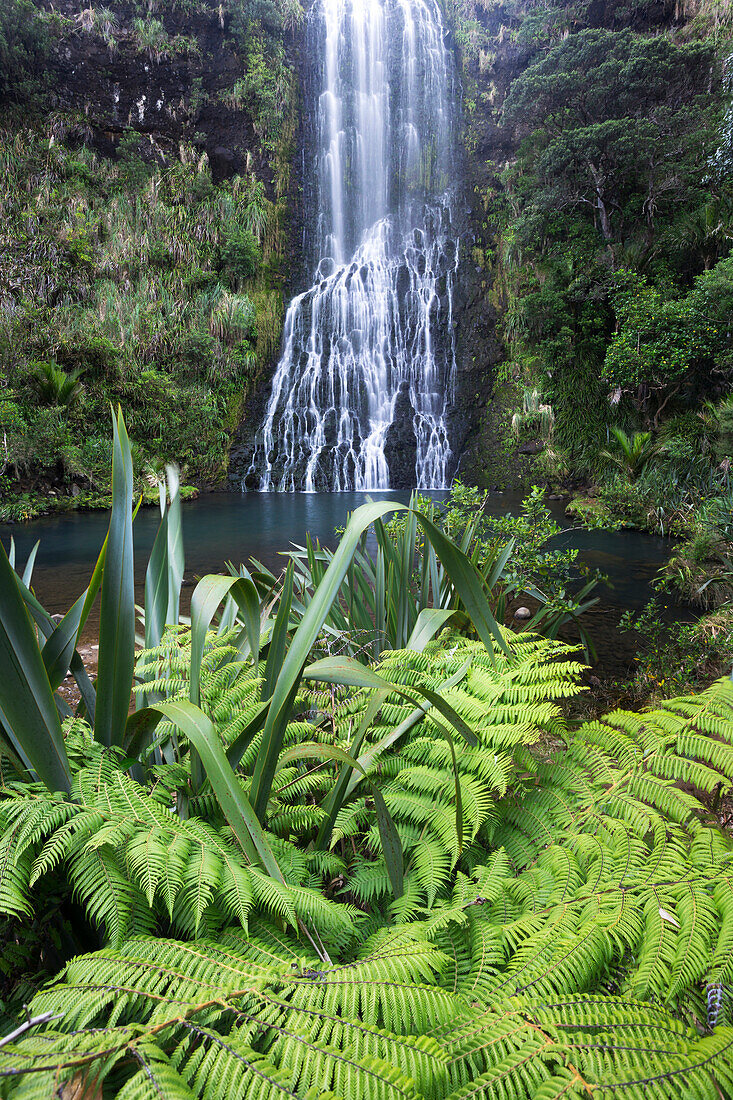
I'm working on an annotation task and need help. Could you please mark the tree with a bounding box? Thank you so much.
[603,260,733,422]
[504,30,715,249]
[505,29,711,136]
[0,0,47,104]
[221,226,262,284]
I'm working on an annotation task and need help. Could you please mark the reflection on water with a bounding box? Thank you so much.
[0,491,674,677]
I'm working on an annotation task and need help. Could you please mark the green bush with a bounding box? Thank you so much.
[178,329,218,372]
[0,0,47,105]
[220,225,262,284]
[115,131,155,192]
[621,596,733,697]
[147,240,176,270]
[22,407,68,470]
[30,361,83,409]
[2,438,733,1096]
[0,96,290,507]
[57,334,120,379]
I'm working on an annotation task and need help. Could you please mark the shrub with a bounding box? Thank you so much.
[147,240,176,270]
[599,426,660,481]
[30,361,83,409]
[57,334,120,379]
[75,5,119,48]
[115,131,154,192]
[209,290,256,345]
[2,424,733,1097]
[621,596,733,696]
[0,0,47,105]
[22,406,68,469]
[178,329,218,373]
[220,225,262,284]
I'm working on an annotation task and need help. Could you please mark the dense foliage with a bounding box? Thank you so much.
[0,0,47,105]
[447,0,732,513]
[0,0,300,520]
[2,416,733,1097]
[440,0,733,694]
[500,24,724,456]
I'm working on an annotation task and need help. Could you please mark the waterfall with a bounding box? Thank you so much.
[250,0,458,492]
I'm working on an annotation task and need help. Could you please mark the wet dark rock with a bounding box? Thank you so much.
[210,145,235,176]
[396,264,411,299]
[383,382,417,489]
[42,0,305,197]
[322,408,338,447]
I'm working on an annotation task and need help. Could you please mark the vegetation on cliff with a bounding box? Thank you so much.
[444,0,733,693]
[0,0,301,520]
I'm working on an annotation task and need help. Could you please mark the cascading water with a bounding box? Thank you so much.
[249,0,459,491]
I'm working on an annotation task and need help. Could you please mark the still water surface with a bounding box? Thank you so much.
[0,491,672,676]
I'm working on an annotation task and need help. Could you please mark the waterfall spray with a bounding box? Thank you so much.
[250,0,458,491]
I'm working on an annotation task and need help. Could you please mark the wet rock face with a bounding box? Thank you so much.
[383,382,418,489]
[448,238,505,482]
[40,0,293,184]
[443,31,531,488]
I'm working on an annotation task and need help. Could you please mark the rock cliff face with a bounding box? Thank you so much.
[41,1,303,207]
[444,15,535,489]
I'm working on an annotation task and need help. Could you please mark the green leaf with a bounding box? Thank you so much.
[315,688,389,850]
[344,659,471,798]
[486,538,515,589]
[279,741,403,897]
[263,559,294,700]
[304,655,477,746]
[152,700,285,882]
[165,466,184,626]
[14,573,100,724]
[144,490,170,653]
[143,466,184,656]
[190,574,261,709]
[123,706,164,760]
[434,718,463,854]
[187,572,261,793]
[371,785,404,898]
[374,545,386,659]
[405,608,455,652]
[414,511,509,660]
[249,500,401,822]
[95,408,135,748]
[21,541,39,587]
[0,540,71,793]
[226,699,270,770]
[42,536,107,692]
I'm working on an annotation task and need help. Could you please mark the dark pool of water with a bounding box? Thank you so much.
[0,490,674,678]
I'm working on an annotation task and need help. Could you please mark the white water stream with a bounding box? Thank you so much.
[250,0,458,491]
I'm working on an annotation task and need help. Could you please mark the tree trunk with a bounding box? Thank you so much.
[589,164,612,241]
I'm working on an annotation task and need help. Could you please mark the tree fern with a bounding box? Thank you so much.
[0,928,454,1099]
[0,743,354,948]
[6,629,733,1096]
[3,921,733,1099]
